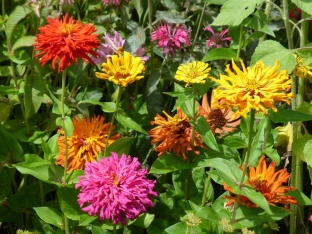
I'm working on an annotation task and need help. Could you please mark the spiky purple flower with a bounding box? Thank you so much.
[75,152,157,226]
[151,22,191,57]
[60,0,74,6]
[203,24,231,49]
[102,0,129,6]
[92,31,149,64]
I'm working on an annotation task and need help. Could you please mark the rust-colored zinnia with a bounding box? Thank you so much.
[34,13,100,72]
[224,156,297,208]
[197,91,240,135]
[149,108,205,159]
[56,115,120,171]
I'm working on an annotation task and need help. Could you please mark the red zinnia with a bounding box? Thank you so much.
[34,13,100,72]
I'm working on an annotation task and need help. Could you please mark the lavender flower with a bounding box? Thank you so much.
[75,152,157,226]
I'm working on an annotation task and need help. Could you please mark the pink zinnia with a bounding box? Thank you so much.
[102,0,129,5]
[203,24,231,49]
[309,215,312,223]
[151,23,191,57]
[75,152,157,226]
[92,30,149,64]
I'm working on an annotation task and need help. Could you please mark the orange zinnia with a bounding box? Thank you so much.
[149,108,205,159]
[224,156,297,208]
[34,13,100,72]
[197,91,240,135]
[56,115,120,171]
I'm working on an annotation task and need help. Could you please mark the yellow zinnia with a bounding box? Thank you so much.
[96,51,145,87]
[175,61,211,87]
[292,55,312,79]
[210,59,294,118]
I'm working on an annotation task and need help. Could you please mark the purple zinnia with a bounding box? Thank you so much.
[203,24,232,49]
[75,152,157,226]
[92,31,149,64]
[151,22,191,58]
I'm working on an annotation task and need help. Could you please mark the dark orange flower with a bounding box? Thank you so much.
[34,13,100,72]
[149,108,205,159]
[56,115,120,171]
[224,156,297,208]
[197,91,240,135]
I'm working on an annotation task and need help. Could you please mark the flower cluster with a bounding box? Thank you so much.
[204,24,232,49]
[56,115,120,171]
[76,152,157,226]
[102,0,129,5]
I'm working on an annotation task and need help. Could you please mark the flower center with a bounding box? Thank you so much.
[115,66,131,80]
[110,172,119,185]
[61,24,74,35]
[250,174,265,191]
[245,79,260,92]
[208,109,227,130]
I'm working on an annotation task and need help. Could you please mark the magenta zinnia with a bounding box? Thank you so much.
[76,152,157,226]
[151,22,191,57]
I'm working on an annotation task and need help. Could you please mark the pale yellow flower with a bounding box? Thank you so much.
[175,61,211,87]
[292,55,312,79]
[96,51,145,87]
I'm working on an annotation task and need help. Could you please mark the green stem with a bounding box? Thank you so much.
[282,0,294,50]
[236,25,243,58]
[104,86,124,157]
[190,2,208,53]
[259,0,274,43]
[262,110,272,150]
[1,0,5,18]
[64,215,70,234]
[113,224,117,234]
[61,69,69,181]
[148,0,154,70]
[231,110,256,224]
[201,167,213,206]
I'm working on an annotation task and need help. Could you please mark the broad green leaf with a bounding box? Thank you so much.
[292,133,312,162]
[262,148,280,166]
[33,207,63,228]
[100,137,135,157]
[47,89,70,116]
[201,144,240,160]
[11,35,36,52]
[7,193,41,212]
[242,14,275,37]
[78,99,116,113]
[132,213,155,228]
[202,48,240,62]
[12,154,51,182]
[0,124,23,161]
[57,187,83,221]
[242,185,272,214]
[251,40,296,73]
[116,111,148,134]
[146,71,163,117]
[0,102,11,124]
[0,85,18,94]
[287,189,312,206]
[161,0,182,10]
[155,10,187,24]
[212,0,263,26]
[291,0,312,16]
[150,153,195,174]
[296,101,312,115]
[304,139,312,166]
[190,116,219,151]
[248,118,265,166]
[124,26,146,55]
[91,226,109,234]
[223,136,247,149]
[0,66,13,77]
[271,108,312,123]
[205,0,227,4]
[132,0,145,21]
[5,6,31,47]
[56,116,74,137]
[28,130,49,144]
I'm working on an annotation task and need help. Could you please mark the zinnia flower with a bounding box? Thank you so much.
[92,31,148,64]
[149,108,206,159]
[292,55,312,79]
[95,51,145,87]
[75,152,157,226]
[197,91,240,135]
[34,13,100,72]
[203,24,232,48]
[56,115,120,171]
[151,22,191,57]
[175,61,211,87]
[210,59,294,118]
[224,156,298,208]
[102,0,129,5]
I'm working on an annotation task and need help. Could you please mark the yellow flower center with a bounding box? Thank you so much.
[111,172,119,185]
[245,79,260,92]
[115,66,131,80]
[61,24,74,35]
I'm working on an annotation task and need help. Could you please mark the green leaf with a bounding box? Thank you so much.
[132,0,144,21]
[0,85,18,94]
[57,187,83,221]
[11,35,36,52]
[242,185,272,214]
[0,66,13,77]
[248,118,265,165]
[205,0,227,4]
[291,0,312,16]
[91,226,109,234]
[150,153,195,174]
[116,110,148,134]
[47,88,71,116]
[33,207,63,228]
[223,136,247,149]
[146,71,163,117]
[287,189,312,206]
[56,116,74,137]
[304,139,312,166]
[242,14,275,37]
[101,137,135,157]
[202,48,240,62]
[190,116,219,151]
[212,0,262,26]
[251,40,296,73]
[12,154,51,182]
[161,0,182,10]
[78,99,116,113]
[271,108,312,123]
[0,124,23,161]
[292,133,312,162]
[132,213,155,228]
[155,10,188,24]
[5,6,31,47]
[124,26,146,55]
[0,102,10,124]
[262,148,280,166]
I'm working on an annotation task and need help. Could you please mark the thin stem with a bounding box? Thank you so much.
[61,69,69,181]
[201,168,213,206]
[259,0,274,43]
[1,0,5,18]
[113,224,117,234]
[64,215,70,234]
[236,25,243,58]
[231,110,256,223]
[148,0,154,70]
[104,86,124,157]
[282,0,293,49]
[262,110,272,150]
